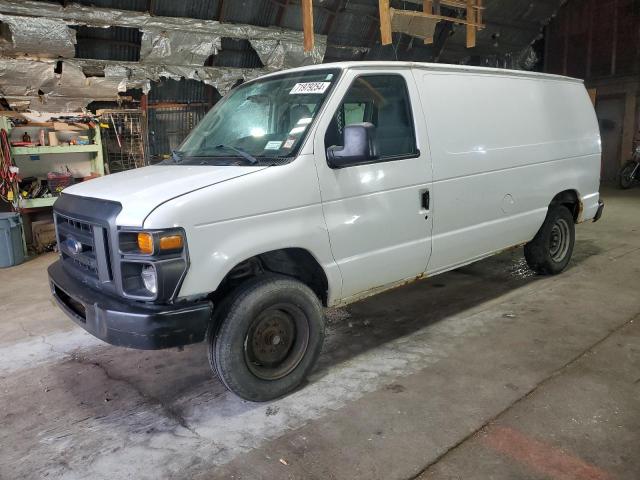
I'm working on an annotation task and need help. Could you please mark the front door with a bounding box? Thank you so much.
[312,69,433,301]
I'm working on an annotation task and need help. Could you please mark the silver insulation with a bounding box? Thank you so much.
[0,14,76,58]
[0,0,327,69]
[0,58,267,111]
[0,0,328,111]
[140,29,222,66]
[250,38,326,72]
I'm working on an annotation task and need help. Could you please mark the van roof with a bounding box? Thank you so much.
[261,61,583,84]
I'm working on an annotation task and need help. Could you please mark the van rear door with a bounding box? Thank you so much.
[312,68,433,301]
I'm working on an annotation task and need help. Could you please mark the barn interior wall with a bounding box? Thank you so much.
[544,0,640,170]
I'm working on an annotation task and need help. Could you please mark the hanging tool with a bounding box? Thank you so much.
[110,114,122,149]
[0,128,19,210]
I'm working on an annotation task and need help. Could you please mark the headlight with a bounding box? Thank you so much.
[120,229,185,255]
[141,265,157,294]
[137,232,184,255]
[118,228,188,301]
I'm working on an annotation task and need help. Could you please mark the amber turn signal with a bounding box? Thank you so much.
[137,232,154,254]
[159,234,184,251]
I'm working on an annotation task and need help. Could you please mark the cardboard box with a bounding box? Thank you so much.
[54,122,89,131]
[48,132,59,146]
[31,220,56,253]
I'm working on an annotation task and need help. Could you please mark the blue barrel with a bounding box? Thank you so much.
[0,212,25,268]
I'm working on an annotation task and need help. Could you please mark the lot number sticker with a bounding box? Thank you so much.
[290,82,331,94]
[264,140,282,150]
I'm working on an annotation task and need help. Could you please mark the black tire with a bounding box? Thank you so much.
[207,274,325,402]
[524,205,575,275]
[618,161,637,189]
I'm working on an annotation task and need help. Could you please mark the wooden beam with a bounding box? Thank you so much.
[389,8,484,29]
[302,0,314,52]
[379,0,393,45]
[466,0,476,48]
[439,0,483,9]
[424,0,433,44]
[216,0,225,21]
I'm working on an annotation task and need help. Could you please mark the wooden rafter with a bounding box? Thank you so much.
[302,0,314,52]
[423,0,433,44]
[379,0,393,46]
[380,0,484,47]
[466,0,476,47]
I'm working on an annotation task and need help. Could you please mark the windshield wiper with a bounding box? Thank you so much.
[214,144,258,165]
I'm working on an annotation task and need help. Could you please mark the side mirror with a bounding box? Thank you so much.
[327,122,377,169]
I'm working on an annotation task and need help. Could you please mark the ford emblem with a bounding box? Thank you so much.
[64,237,83,255]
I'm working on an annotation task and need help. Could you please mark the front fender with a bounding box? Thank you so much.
[143,157,343,305]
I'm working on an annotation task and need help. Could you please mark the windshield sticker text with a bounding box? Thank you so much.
[290,82,331,95]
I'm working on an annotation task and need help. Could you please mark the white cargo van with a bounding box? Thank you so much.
[49,62,604,401]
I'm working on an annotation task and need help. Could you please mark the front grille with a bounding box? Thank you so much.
[56,213,110,280]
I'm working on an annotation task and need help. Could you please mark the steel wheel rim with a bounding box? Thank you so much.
[244,303,310,381]
[549,218,570,262]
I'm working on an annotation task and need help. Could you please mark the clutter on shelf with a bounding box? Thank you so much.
[9,115,99,148]
[0,113,105,211]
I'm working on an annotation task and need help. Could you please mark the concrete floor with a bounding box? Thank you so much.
[1,186,639,480]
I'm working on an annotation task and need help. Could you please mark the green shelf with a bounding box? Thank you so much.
[18,197,58,209]
[11,144,101,155]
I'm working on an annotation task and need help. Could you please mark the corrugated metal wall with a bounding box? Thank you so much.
[545,0,640,79]
[73,26,142,62]
[147,78,219,159]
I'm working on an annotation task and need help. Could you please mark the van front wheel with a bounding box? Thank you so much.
[524,205,575,275]
[208,274,325,402]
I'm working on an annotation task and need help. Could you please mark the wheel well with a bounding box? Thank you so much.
[214,248,329,306]
[550,190,582,223]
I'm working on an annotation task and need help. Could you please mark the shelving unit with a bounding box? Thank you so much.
[0,116,105,212]
[11,144,102,155]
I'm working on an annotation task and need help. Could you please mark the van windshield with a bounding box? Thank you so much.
[170,69,340,166]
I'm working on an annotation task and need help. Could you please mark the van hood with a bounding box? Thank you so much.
[62,164,267,226]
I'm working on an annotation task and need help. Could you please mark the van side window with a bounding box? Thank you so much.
[324,75,417,160]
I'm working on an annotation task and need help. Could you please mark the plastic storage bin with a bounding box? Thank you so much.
[0,212,25,268]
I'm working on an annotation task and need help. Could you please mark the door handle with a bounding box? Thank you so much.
[421,190,430,210]
[421,189,430,220]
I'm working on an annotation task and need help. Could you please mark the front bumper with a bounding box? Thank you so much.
[48,260,212,350]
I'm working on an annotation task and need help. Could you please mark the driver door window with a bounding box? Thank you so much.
[324,75,417,160]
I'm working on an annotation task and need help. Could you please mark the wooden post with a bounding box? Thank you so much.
[424,0,433,44]
[379,0,392,45]
[302,0,314,52]
[467,0,476,48]
[466,0,476,48]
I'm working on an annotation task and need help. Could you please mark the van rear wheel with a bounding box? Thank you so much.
[524,205,575,275]
[208,274,325,402]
